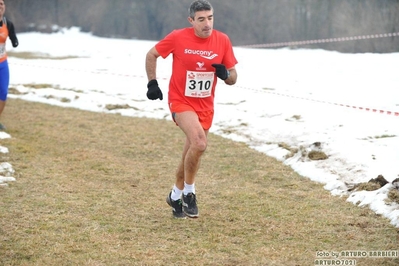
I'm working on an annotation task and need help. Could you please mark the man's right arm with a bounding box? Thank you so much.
[145,46,160,81]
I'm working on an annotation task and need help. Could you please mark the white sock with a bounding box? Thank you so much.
[183,182,195,195]
[171,185,183,201]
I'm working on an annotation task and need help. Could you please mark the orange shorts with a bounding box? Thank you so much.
[169,102,214,130]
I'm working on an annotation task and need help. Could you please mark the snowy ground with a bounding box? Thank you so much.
[2,28,399,227]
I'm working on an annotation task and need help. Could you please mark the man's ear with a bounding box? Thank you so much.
[187,16,194,24]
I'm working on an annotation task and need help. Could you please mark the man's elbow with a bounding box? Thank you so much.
[147,47,160,59]
[225,69,237,85]
[225,79,237,85]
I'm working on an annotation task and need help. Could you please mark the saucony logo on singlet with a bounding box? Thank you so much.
[184,49,219,60]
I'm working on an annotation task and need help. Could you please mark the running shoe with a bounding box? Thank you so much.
[182,193,199,218]
[166,192,185,219]
[0,123,6,131]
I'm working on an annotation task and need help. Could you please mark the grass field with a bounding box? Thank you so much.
[0,98,398,265]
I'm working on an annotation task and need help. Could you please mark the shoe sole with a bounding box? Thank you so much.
[165,194,172,207]
[183,211,199,218]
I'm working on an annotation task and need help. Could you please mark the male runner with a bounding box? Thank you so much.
[145,0,238,218]
[0,0,19,130]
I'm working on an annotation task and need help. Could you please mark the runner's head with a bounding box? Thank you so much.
[188,0,214,38]
[0,0,5,18]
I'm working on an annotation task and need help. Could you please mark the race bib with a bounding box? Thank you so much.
[0,44,5,58]
[185,71,214,98]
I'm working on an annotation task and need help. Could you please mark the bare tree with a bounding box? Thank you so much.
[5,0,399,53]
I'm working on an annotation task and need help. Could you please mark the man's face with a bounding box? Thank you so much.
[0,1,5,16]
[188,10,214,38]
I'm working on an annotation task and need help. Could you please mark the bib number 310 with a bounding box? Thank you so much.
[185,71,214,98]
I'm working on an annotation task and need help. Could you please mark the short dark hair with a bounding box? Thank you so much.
[189,0,213,19]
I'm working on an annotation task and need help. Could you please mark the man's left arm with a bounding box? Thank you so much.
[211,64,237,85]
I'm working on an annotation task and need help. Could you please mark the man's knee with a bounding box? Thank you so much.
[191,136,207,153]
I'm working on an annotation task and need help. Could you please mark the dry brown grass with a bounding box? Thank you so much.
[0,99,398,265]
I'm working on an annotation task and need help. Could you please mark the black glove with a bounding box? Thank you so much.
[211,64,229,80]
[146,79,163,100]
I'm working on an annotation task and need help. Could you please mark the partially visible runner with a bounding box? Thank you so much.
[0,0,18,130]
[145,0,238,218]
